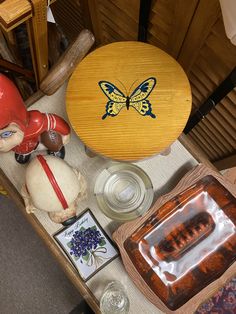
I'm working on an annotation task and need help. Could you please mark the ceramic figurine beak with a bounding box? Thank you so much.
[62,216,77,226]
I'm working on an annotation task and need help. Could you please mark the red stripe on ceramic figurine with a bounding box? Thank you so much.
[36,155,69,210]
[0,74,70,163]
[21,155,87,225]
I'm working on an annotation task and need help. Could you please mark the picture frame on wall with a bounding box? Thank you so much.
[53,208,119,281]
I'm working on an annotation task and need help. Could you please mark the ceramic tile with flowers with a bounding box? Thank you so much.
[54,209,118,281]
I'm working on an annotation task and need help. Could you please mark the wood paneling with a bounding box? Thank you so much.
[91,0,139,44]
[178,0,221,73]
[214,154,236,171]
[51,0,86,41]
[178,2,236,165]
[148,0,198,58]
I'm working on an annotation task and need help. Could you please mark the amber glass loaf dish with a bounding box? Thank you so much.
[124,175,236,310]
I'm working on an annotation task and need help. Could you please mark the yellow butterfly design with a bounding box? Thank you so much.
[99,77,157,120]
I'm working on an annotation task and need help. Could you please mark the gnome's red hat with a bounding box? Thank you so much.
[0,74,28,131]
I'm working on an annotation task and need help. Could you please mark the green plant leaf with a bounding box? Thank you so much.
[99,239,106,246]
[79,226,85,231]
[91,225,97,230]
[82,252,89,261]
[67,241,73,248]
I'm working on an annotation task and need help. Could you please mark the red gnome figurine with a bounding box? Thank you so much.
[0,74,70,163]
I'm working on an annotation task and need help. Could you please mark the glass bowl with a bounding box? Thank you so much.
[94,162,154,221]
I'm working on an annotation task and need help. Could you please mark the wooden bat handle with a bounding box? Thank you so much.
[40,29,95,95]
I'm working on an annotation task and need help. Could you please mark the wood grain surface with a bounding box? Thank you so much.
[40,29,95,95]
[113,164,236,313]
[66,41,192,161]
[0,0,32,31]
[26,0,49,85]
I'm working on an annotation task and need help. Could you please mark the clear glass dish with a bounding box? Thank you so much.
[94,162,154,221]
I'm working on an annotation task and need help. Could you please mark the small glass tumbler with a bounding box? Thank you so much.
[100,281,130,314]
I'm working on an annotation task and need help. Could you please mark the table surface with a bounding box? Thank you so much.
[66,42,192,161]
[0,84,219,314]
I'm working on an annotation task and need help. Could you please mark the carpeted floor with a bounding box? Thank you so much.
[0,194,84,314]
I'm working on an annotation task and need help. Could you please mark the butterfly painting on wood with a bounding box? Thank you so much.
[99,77,157,120]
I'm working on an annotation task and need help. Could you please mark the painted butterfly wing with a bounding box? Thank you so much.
[99,81,127,102]
[130,77,156,102]
[99,78,157,119]
[102,101,126,120]
[99,81,127,119]
[129,78,157,118]
[129,100,156,118]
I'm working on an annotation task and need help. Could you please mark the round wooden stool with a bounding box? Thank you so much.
[66,42,191,161]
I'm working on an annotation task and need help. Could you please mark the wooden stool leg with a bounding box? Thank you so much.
[160,146,172,156]
[84,146,97,158]
[26,0,48,86]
